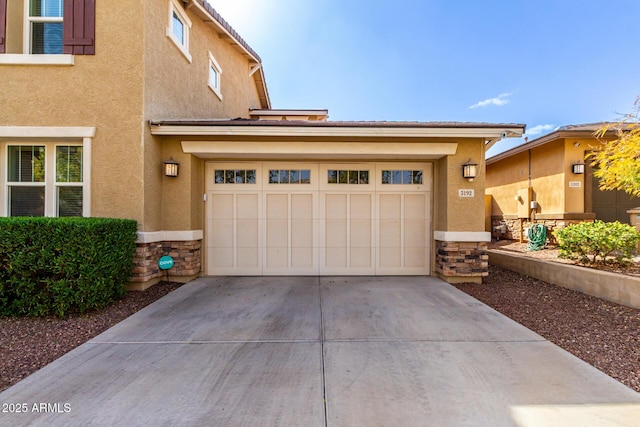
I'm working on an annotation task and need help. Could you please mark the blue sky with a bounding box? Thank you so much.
[210,0,640,157]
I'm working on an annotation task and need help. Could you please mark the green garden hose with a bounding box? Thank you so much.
[527,224,547,251]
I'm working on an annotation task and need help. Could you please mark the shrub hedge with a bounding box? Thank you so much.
[553,220,640,265]
[0,217,137,317]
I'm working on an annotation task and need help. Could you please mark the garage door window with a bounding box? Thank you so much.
[382,170,423,185]
[268,169,311,184]
[328,170,369,185]
[214,169,256,184]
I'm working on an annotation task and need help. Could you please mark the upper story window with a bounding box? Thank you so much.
[27,0,63,53]
[208,51,222,100]
[0,0,95,63]
[166,0,192,63]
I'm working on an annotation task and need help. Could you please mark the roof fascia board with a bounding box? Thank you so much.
[151,124,524,139]
[190,0,259,63]
[250,109,329,116]
[189,0,271,108]
[486,129,604,164]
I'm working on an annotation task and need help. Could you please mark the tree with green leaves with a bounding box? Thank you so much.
[590,98,640,198]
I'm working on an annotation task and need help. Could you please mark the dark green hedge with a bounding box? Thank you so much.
[0,217,137,317]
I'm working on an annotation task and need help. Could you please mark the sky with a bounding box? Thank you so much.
[208,0,640,157]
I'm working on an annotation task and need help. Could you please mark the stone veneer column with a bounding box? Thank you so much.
[130,231,203,289]
[433,231,491,284]
[435,241,489,281]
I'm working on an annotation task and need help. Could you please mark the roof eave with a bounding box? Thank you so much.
[149,121,526,139]
[190,0,271,108]
[486,128,616,165]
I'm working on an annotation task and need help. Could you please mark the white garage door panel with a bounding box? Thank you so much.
[320,192,375,275]
[206,162,431,276]
[264,192,317,274]
[207,192,261,275]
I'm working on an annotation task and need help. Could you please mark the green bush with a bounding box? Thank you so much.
[0,217,137,317]
[553,220,640,264]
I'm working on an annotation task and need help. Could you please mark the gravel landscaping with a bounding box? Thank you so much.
[2,259,640,394]
[455,264,640,393]
[0,281,183,393]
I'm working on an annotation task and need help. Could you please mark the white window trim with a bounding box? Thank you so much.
[0,126,93,217]
[0,54,74,65]
[23,0,64,55]
[208,51,223,100]
[166,0,192,63]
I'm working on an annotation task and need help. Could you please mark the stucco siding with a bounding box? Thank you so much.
[446,139,486,232]
[141,0,265,232]
[487,140,569,217]
[1,1,147,224]
[142,0,263,120]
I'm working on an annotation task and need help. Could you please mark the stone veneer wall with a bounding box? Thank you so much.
[491,216,594,244]
[131,240,201,283]
[435,241,489,279]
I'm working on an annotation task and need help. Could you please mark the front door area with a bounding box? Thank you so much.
[205,162,432,275]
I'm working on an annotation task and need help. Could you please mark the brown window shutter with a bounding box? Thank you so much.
[0,0,7,54]
[63,0,95,55]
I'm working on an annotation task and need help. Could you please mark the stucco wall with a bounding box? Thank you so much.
[142,0,265,231]
[487,140,572,217]
[1,1,146,224]
[440,139,486,232]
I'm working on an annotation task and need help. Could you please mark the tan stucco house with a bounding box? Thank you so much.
[1,0,524,286]
[486,123,636,241]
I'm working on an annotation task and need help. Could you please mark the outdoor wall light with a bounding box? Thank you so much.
[571,163,585,174]
[462,161,479,181]
[163,157,180,177]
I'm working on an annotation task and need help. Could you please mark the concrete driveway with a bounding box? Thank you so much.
[1,276,639,426]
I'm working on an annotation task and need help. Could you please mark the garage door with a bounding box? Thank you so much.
[206,162,431,276]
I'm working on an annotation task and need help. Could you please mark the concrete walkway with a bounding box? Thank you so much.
[1,276,639,426]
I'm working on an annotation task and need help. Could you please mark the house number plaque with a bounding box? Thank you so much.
[458,189,475,198]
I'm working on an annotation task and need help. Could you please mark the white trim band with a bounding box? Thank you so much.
[434,231,491,242]
[0,54,74,66]
[0,126,96,139]
[137,230,204,244]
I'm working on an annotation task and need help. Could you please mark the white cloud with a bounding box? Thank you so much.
[469,92,512,109]
[525,124,557,137]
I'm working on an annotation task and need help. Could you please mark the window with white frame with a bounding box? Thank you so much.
[166,0,192,62]
[26,0,64,54]
[0,0,95,62]
[5,143,84,217]
[208,51,222,99]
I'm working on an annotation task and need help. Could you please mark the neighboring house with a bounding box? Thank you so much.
[1,0,524,287]
[486,123,637,241]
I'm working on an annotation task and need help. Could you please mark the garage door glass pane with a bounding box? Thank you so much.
[215,170,256,184]
[382,170,424,185]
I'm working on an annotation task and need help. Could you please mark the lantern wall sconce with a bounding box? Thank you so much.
[571,163,585,174]
[164,157,179,177]
[462,160,479,181]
